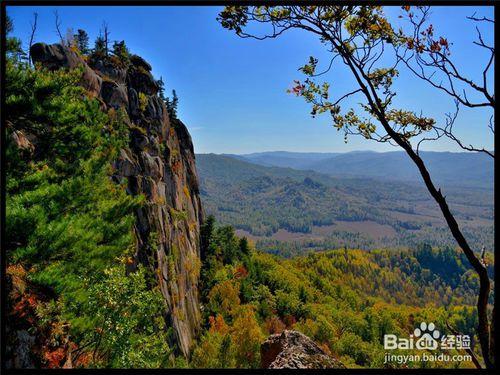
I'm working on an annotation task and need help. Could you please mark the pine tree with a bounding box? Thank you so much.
[5,15,26,62]
[93,34,106,58]
[165,89,179,121]
[157,76,165,100]
[112,40,130,62]
[74,29,89,54]
[239,237,250,255]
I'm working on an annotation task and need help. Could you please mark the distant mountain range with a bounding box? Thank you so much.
[225,151,493,189]
[195,153,493,255]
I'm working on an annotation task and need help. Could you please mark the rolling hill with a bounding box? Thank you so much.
[232,151,494,189]
[196,153,493,256]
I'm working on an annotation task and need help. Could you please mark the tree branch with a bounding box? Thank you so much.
[28,12,38,66]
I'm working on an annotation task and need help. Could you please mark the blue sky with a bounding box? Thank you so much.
[7,5,494,154]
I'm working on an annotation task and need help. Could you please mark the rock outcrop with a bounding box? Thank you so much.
[30,43,203,358]
[260,330,345,369]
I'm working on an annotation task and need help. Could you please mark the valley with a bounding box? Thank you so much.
[197,153,494,257]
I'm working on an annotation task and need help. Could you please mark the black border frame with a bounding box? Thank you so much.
[0,0,498,373]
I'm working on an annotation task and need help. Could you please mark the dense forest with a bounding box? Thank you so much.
[3,13,493,370]
[193,218,490,368]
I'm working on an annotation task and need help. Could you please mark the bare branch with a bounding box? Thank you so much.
[467,12,494,24]
[310,54,340,77]
[101,21,110,56]
[398,7,494,109]
[54,11,64,45]
[333,88,362,106]
[28,12,38,66]
[432,101,494,158]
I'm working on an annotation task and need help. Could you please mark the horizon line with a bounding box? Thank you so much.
[195,150,494,155]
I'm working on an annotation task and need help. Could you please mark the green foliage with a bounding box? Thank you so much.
[196,216,485,368]
[5,14,27,63]
[112,40,130,64]
[74,29,90,55]
[157,76,166,99]
[165,89,179,121]
[138,92,148,112]
[200,221,251,300]
[5,63,139,285]
[93,35,107,58]
[192,330,236,368]
[66,265,173,368]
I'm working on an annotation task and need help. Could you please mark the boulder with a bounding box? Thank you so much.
[30,43,79,70]
[261,330,345,369]
[10,130,34,154]
[114,149,140,177]
[127,87,141,118]
[90,58,128,84]
[101,81,128,109]
[30,43,102,97]
[130,54,152,71]
[127,68,159,95]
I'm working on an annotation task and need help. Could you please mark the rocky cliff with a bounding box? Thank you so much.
[30,43,203,358]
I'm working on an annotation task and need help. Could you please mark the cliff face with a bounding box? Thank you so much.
[30,43,203,358]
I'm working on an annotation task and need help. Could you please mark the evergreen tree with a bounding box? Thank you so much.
[93,34,106,58]
[239,237,250,255]
[200,215,216,260]
[5,15,26,62]
[112,40,130,62]
[74,29,90,54]
[165,89,179,121]
[157,76,165,100]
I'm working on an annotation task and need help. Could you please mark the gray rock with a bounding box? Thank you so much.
[145,95,164,119]
[91,58,128,84]
[130,54,152,71]
[127,87,141,118]
[131,130,149,150]
[101,81,128,109]
[261,330,345,369]
[13,330,36,368]
[141,152,163,179]
[115,149,140,177]
[30,43,76,70]
[127,68,159,95]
